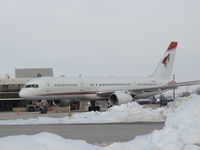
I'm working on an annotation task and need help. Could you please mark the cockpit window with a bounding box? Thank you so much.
[25,84,39,88]
[25,85,31,88]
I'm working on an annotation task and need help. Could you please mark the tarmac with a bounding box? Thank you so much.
[0,122,164,145]
[0,111,164,145]
[0,111,71,120]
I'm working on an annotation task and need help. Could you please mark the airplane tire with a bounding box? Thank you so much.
[40,106,48,114]
[88,106,100,111]
[95,106,100,111]
[88,106,94,111]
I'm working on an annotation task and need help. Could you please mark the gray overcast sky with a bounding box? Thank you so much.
[0,0,200,78]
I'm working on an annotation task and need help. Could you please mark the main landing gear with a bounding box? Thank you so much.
[88,101,100,111]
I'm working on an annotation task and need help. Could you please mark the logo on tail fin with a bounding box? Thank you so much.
[162,54,170,68]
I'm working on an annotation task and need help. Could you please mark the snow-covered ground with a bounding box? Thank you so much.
[0,95,198,125]
[1,95,200,150]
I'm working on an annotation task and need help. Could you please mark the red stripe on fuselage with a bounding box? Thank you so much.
[39,91,98,96]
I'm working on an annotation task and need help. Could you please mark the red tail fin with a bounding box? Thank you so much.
[168,42,178,51]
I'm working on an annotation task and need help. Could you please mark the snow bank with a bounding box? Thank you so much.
[0,102,164,125]
[1,96,200,150]
[0,95,198,125]
[105,95,200,150]
[0,132,101,150]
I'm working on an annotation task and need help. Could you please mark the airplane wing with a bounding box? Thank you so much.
[129,80,200,93]
[97,80,200,97]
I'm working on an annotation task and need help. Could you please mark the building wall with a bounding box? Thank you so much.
[15,68,53,78]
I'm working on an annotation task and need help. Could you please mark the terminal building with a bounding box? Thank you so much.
[0,68,53,111]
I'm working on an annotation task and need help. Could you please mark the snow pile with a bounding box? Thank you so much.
[1,96,200,150]
[0,102,165,125]
[0,95,198,125]
[105,95,200,150]
[0,132,101,150]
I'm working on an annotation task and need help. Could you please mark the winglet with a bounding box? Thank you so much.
[168,42,178,51]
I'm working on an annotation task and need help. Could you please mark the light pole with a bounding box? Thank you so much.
[173,74,176,100]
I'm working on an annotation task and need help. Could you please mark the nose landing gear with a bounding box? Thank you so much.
[40,105,48,114]
[88,101,100,111]
[39,100,48,114]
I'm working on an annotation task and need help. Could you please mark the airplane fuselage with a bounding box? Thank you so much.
[19,76,167,101]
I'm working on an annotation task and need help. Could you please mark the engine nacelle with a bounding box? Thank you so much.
[109,91,133,105]
[52,99,72,107]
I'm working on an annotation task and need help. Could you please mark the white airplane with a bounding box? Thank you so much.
[19,42,200,111]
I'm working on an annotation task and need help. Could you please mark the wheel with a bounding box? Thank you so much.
[88,106,100,111]
[88,100,101,111]
[88,106,93,111]
[95,106,100,111]
[40,106,48,114]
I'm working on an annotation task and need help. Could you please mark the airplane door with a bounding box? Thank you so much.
[45,82,51,93]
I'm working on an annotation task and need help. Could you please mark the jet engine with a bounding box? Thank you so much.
[52,99,72,107]
[109,91,133,105]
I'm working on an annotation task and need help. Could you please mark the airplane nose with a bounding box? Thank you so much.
[19,89,27,98]
[19,90,24,98]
